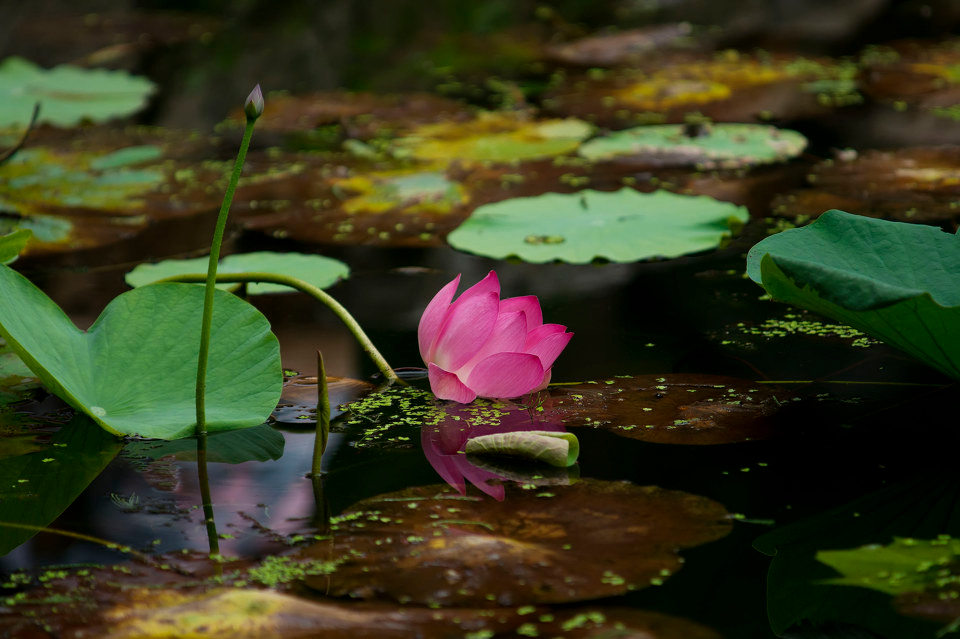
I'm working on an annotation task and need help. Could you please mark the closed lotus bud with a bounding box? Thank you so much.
[244,84,264,121]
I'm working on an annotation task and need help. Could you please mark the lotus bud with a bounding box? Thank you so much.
[244,84,264,121]
[418,271,573,403]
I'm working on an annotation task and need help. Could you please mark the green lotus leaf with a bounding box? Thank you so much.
[578,123,807,168]
[0,264,282,439]
[125,251,350,295]
[747,209,960,379]
[0,229,30,264]
[448,188,748,263]
[0,57,155,128]
[464,430,579,467]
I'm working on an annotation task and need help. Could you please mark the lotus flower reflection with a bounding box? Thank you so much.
[418,271,572,403]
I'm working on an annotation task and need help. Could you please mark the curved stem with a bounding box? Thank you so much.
[160,272,400,383]
[196,119,256,436]
[0,102,40,167]
[312,350,330,476]
[0,521,155,567]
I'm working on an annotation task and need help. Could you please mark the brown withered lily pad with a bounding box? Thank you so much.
[860,38,960,119]
[226,91,473,149]
[542,375,793,445]
[0,126,223,256]
[3,574,720,639]
[273,374,376,425]
[544,52,860,128]
[770,147,960,225]
[301,479,731,606]
[542,24,704,68]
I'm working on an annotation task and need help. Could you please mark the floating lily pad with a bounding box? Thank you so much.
[123,423,285,464]
[747,209,960,380]
[542,24,701,67]
[578,123,807,169]
[447,188,748,263]
[125,251,350,295]
[0,229,29,264]
[0,264,282,439]
[229,90,473,147]
[332,169,469,216]
[1,577,720,639]
[391,112,593,164]
[771,147,960,225]
[0,415,121,555]
[861,39,960,119]
[545,52,860,127]
[0,57,155,128]
[301,479,730,606]
[272,374,376,425]
[543,375,791,445]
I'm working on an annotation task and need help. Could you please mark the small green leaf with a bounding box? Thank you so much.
[0,57,155,128]
[0,264,281,439]
[465,430,580,467]
[125,251,350,295]
[0,229,30,264]
[747,210,960,379]
[448,188,748,263]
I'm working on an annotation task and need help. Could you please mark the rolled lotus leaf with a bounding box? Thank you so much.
[464,430,579,467]
[464,454,580,485]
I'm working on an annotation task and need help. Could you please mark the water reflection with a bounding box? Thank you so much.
[420,399,573,501]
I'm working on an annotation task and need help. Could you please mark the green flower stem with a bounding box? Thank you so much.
[196,118,256,436]
[197,434,220,560]
[313,350,330,477]
[160,271,400,384]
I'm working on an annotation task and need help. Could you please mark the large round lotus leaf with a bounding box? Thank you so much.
[0,265,281,439]
[0,57,155,128]
[747,209,960,380]
[543,374,792,445]
[447,188,748,263]
[301,479,731,606]
[392,112,593,164]
[578,123,807,169]
[545,53,860,127]
[123,423,284,464]
[771,147,960,225]
[125,251,350,295]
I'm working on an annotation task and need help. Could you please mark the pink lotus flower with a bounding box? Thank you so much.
[418,271,572,403]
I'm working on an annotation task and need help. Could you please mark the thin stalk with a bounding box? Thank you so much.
[0,521,155,566]
[0,102,40,167]
[312,350,330,476]
[195,118,257,436]
[161,272,399,383]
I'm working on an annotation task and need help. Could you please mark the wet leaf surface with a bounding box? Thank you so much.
[0,268,281,439]
[125,251,350,295]
[544,52,860,127]
[770,147,960,225]
[578,123,807,169]
[544,375,792,445]
[447,188,748,263]
[301,479,731,606]
[0,57,155,128]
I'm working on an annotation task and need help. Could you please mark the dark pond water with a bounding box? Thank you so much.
[3,2,960,638]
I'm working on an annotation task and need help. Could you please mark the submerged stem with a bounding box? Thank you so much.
[196,433,220,562]
[0,520,156,567]
[162,272,400,383]
[195,118,257,436]
[312,350,330,476]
